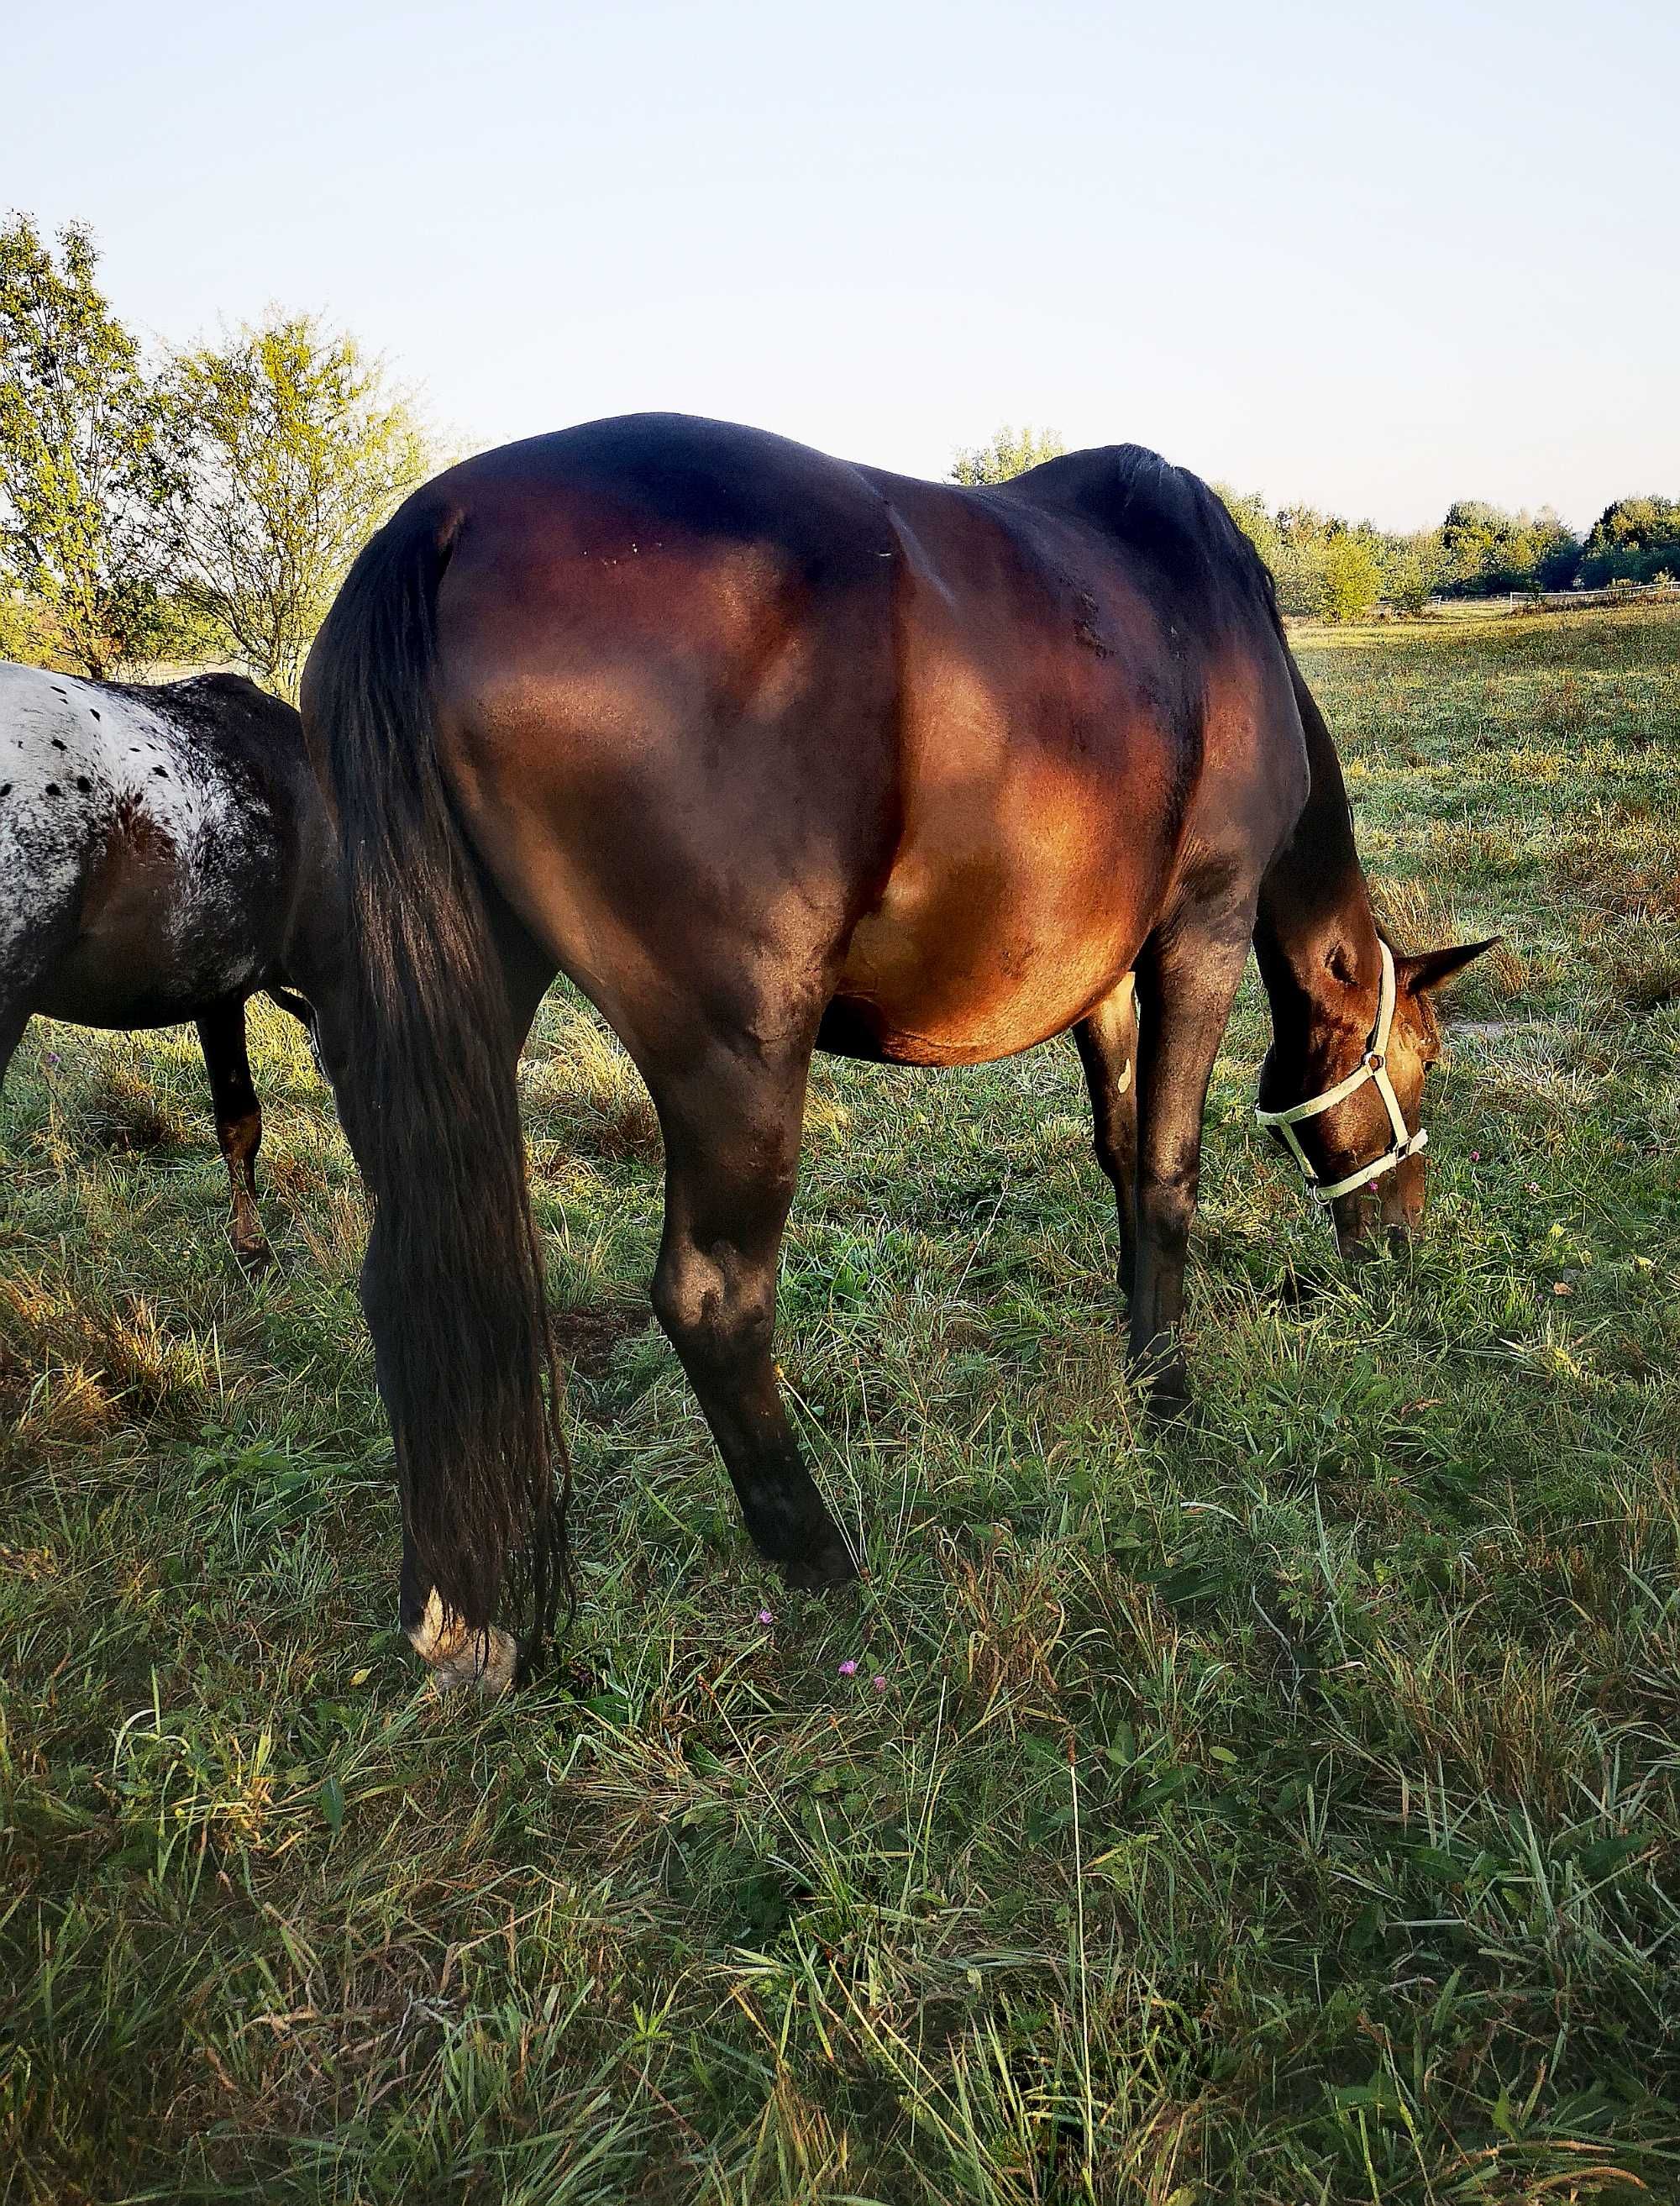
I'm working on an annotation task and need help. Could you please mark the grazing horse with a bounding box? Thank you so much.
[301,414,1491,1690]
[0,664,332,1262]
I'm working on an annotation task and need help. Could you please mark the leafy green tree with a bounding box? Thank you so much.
[1320,536,1382,623]
[951,424,1066,486]
[0,213,183,675]
[1579,496,1680,586]
[1439,499,1579,596]
[1386,554,1434,618]
[170,313,431,695]
[1440,498,1505,592]
[1222,489,1446,618]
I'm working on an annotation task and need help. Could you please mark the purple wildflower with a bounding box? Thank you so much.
[838,1659,858,1678]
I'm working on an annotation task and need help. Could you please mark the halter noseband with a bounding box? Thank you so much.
[1253,938,1425,1205]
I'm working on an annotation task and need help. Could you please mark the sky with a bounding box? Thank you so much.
[8,0,1676,532]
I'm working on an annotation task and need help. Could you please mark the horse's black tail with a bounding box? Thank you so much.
[304,497,564,1661]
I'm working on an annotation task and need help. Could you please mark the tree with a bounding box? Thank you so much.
[1320,536,1382,623]
[0,213,183,676]
[1387,554,1433,617]
[170,313,431,695]
[1579,496,1680,586]
[951,423,1066,486]
[1438,499,1579,596]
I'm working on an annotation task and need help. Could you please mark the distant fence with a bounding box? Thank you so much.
[1501,581,1679,613]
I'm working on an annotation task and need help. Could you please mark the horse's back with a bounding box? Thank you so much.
[370,416,1305,1063]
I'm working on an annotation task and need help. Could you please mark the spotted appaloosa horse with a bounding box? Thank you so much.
[301,414,1494,1693]
[0,664,333,1262]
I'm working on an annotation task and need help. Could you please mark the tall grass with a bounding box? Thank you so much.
[3,604,1677,2202]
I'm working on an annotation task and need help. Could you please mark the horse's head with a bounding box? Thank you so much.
[1257,936,1497,1260]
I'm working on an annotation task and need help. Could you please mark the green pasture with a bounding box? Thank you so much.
[3,603,1678,2202]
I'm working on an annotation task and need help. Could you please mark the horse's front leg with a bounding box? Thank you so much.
[197,996,271,1266]
[1129,919,1252,1413]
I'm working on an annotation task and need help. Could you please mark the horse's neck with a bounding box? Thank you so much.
[1253,670,1380,1069]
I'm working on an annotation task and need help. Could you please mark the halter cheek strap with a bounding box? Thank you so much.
[1253,938,1426,1205]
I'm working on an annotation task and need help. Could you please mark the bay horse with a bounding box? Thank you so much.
[0,664,332,1262]
[301,414,1491,1692]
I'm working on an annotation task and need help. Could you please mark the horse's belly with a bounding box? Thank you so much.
[827,848,1142,1066]
[47,831,272,1023]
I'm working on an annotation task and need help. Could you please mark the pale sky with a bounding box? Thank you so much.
[8,0,1676,531]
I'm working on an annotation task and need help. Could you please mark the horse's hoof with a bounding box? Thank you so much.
[431,1626,517,1699]
[234,1237,275,1271]
[407,1589,518,1699]
[780,1531,861,1591]
[1140,1362,1194,1423]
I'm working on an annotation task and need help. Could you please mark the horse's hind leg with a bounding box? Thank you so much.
[318,895,557,1698]
[0,1001,31,1090]
[1074,973,1139,1309]
[645,1028,857,1589]
[197,996,270,1266]
[398,1521,518,1694]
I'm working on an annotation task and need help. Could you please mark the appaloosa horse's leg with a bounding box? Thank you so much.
[196,996,270,1266]
[0,1002,30,1090]
[1129,917,1255,1410]
[1074,972,1140,1309]
[643,1027,857,1589]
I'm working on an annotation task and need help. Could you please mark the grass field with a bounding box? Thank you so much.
[3,602,1678,2204]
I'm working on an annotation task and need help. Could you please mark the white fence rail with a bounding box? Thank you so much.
[1503,581,1678,612]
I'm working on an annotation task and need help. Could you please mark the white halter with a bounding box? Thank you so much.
[1253,938,1425,1205]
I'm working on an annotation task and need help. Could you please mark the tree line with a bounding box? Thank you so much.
[6,220,1676,691]
[952,428,1680,622]
[0,215,431,695]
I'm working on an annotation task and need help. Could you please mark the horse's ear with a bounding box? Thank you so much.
[1397,938,1499,995]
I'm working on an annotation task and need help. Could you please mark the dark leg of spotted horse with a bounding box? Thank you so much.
[197,996,270,1267]
[642,1022,857,1589]
[0,1003,30,1092]
[1074,972,1140,1310]
[1129,913,1254,1413]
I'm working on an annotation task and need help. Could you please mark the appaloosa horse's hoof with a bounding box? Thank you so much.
[234,1236,275,1272]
